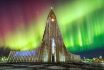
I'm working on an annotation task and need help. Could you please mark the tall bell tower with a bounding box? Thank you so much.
[37,8,72,63]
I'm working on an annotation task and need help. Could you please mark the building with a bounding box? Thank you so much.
[8,8,81,63]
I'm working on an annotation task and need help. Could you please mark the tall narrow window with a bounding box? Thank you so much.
[52,38,55,55]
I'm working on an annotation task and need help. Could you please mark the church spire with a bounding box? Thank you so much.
[48,7,56,22]
[51,6,53,10]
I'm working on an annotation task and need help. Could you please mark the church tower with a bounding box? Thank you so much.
[37,8,73,63]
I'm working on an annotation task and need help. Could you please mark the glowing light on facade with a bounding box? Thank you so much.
[51,18,55,22]
[52,38,55,54]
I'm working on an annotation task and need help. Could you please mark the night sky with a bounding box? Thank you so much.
[0,0,104,58]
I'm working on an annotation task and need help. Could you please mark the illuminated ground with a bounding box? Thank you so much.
[0,62,104,70]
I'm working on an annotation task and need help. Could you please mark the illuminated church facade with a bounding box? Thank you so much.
[8,8,81,63]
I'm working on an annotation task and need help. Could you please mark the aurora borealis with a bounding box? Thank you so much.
[0,0,104,57]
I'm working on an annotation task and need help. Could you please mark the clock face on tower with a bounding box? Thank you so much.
[51,18,55,22]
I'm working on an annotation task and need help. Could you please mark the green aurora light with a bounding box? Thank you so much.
[1,0,104,53]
